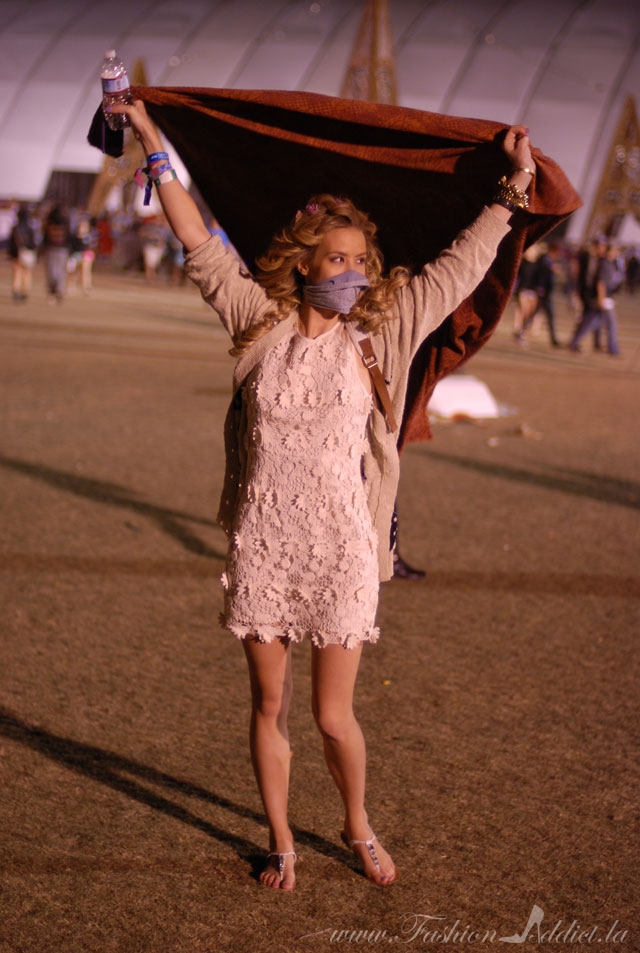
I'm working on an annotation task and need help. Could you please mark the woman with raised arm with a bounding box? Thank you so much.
[109,99,535,892]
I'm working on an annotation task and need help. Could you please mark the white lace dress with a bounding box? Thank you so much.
[220,320,380,648]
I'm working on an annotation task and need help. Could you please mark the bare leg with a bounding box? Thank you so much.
[517,292,540,344]
[311,643,396,884]
[11,262,22,298]
[242,637,296,890]
[81,256,93,293]
[23,264,32,298]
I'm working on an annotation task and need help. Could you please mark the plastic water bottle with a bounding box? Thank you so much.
[101,50,132,130]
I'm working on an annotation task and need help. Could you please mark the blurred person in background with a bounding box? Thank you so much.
[570,238,621,356]
[0,200,16,251]
[42,204,71,304]
[512,243,542,344]
[8,203,37,302]
[625,246,639,294]
[138,214,169,281]
[96,212,114,261]
[517,241,562,348]
[67,218,96,295]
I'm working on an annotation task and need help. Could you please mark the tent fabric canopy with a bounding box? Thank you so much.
[91,85,580,444]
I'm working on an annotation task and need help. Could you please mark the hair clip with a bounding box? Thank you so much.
[295,202,319,222]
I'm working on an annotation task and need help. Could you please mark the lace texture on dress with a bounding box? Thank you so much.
[220,321,380,649]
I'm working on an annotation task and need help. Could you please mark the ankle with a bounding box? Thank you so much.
[268,826,294,853]
[343,812,371,842]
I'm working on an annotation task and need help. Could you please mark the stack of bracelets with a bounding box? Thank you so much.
[138,151,178,206]
[491,167,535,213]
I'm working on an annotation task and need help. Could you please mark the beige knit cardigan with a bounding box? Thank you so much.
[185,206,510,581]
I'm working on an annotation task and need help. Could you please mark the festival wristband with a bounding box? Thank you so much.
[153,169,178,186]
[148,162,172,178]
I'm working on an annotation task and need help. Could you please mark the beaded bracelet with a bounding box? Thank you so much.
[493,197,519,214]
[492,175,529,212]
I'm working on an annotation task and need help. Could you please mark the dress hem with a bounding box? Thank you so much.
[219,613,380,650]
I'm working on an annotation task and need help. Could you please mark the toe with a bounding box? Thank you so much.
[259,870,279,889]
[260,853,296,891]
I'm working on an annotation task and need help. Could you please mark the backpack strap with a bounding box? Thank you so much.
[346,324,398,433]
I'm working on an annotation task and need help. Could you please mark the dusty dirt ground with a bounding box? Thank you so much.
[1,257,639,952]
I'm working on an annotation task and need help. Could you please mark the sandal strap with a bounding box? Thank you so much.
[267,850,297,879]
[343,831,380,872]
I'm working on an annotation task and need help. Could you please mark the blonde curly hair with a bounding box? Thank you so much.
[229,194,411,357]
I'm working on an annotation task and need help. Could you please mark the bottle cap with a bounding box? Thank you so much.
[104,49,116,58]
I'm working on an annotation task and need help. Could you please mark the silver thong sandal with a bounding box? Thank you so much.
[265,850,297,890]
[341,830,398,886]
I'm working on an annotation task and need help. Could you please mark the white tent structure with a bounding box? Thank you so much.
[0,0,639,239]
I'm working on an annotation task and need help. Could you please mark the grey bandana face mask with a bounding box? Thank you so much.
[302,270,370,314]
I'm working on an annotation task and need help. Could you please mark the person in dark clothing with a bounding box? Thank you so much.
[8,204,37,302]
[626,248,639,294]
[512,246,540,344]
[520,242,562,347]
[569,239,621,355]
[42,205,71,303]
[67,219,96,295]
[391,507,426,579]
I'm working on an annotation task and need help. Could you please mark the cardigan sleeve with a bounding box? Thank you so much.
[394,207,511,361]
[184,234,272,341]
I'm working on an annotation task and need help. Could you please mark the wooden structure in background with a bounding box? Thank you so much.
[583,95,640,240]
[340,0,397,105]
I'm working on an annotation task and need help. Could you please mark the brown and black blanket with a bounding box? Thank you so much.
[89,86,581,446]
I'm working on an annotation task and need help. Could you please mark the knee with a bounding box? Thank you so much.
[313,704,355,743]
[251,681,292,723]
[253,694,281,721]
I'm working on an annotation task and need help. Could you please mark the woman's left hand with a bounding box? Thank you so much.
[502,124,535,173]
[488,124,536,222]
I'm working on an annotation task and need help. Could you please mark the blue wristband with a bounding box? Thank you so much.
[146,151,169,164]
[149,162,172,178]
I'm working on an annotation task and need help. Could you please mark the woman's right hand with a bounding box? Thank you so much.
[107,98,211,251]
[105,99,163,156]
